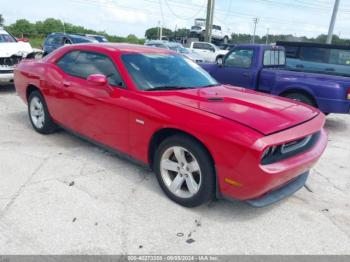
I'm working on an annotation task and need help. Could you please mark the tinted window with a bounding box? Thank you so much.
[193,43,204,49]
[300,47,330,63]
[264,50,285,66]
[0,34,16,43]
[329,49,350,66]
[46,36,62,45]
[56,51,80,73]
[284,45,299,58]
[57,51,124,87]
[225,49,254,68]
[121,54,217,91]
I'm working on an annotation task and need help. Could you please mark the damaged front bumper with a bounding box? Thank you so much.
[0,55,22,84]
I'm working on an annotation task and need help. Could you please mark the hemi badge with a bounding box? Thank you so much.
[136,119,145,125]
[224,178,243,187]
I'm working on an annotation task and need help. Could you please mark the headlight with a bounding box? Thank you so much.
[261,133,320,165]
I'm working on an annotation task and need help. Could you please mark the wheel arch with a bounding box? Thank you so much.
[26,84,42,101]
[279,88,318,108]
[148,128,215,171]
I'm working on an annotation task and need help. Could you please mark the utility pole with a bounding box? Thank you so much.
[62,20,66,34]
[252,18,259,44]
[266,28,270,45]
[205,0,215,43]
[157,20,163,40]
[327,0,341,44]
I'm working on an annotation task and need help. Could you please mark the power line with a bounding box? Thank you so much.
[164,0,206,21]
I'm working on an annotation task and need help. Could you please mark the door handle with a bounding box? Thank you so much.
[296,64,304,68]
[63,81,71,87]
[242,72,250,77]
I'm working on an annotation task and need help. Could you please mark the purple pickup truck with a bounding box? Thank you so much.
[201,44,350,114]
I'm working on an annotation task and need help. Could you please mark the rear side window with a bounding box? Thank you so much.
[329,49,350,66]
[56,51,80,73]
[225,49,254,68]
[56,51,124,87]
[193,43,203,49]
[300,47,330,63]
[264,50,286,66]
[284,45,299,58]
[46,36,62,45]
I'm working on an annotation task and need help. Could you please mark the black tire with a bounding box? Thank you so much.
[154,134,215,207]
[283,92,317,108]
[28,90,58,134]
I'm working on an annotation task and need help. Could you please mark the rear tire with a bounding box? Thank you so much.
[28,91,58,134]
[283,92,317,108]
[154,135,215,207]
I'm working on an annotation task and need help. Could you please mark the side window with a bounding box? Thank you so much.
[264,50,285,66]
[329,49,350,66]
[61,51,124,87]
[56,51,80,73]
[284,45,299,58]
[193,43,203,50]
[300,47,330,63]
[46,36,62,45]
[225,49,254,68]
[203,44,215,52]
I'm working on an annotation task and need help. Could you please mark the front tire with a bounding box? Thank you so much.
[28,91,57,134]
[154,135,215,207]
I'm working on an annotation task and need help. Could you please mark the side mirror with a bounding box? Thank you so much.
[217,58,224,67]
[87,74,108,86]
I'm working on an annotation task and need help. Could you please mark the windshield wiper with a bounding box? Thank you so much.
[146,86,190,91]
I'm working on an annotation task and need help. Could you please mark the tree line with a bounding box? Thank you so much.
[2,15,349,46]
[1,16,144,44]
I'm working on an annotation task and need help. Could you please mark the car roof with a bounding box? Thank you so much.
[66,43,175,54]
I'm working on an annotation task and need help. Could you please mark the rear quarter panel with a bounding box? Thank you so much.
[259,69,350,113]
[14,59,46,104]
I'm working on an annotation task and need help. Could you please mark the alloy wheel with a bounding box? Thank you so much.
[160,146,202,199]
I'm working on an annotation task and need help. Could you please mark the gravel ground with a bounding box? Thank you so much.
[0,86,349,255]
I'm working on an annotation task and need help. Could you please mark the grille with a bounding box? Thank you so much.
[0,55,22,67]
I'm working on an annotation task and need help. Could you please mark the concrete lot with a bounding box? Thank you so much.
[0,86,349,255]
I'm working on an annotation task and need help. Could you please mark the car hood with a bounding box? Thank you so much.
[0,42,33,58]
[157,85,319,135]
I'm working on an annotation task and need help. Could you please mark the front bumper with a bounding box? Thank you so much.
[246,171,309,207]
[0,72,14,84]
[218,113,327,205]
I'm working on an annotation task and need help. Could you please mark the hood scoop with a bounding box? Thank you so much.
[207,97,224,102]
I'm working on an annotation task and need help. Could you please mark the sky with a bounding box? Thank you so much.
[0,0,349,38]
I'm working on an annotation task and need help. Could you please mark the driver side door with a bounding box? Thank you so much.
[214,48,256,89]
[48,50,130,152]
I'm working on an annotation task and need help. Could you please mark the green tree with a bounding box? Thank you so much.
[6,19,35,37]
[145,27,172,40]
[36,18,64,35]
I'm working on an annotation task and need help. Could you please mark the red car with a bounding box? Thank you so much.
[14,44,328,207]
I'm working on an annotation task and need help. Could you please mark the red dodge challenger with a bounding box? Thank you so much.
[14,44,328,207]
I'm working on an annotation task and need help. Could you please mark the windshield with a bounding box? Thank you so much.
[94,36,108,42]
[70,36,95,43]
[0,33,16,43]
[122,53,218,91]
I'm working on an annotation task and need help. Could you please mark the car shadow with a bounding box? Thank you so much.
[325,116,348,133]
[0,84,16,94]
